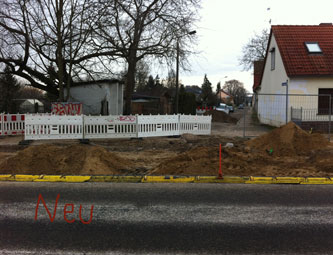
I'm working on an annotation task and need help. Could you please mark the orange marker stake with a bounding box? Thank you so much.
[218,143,223,179]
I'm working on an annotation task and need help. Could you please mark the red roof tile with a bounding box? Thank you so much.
[272,24,333,76]
[253,60,264,92]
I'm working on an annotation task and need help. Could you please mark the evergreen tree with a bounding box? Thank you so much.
[216,81,221,104]
[154,75,161,87]
[201,74,215,106]
[0,66,20,113]
[146,75,155,90]
[178,85,196,114]
[216,82,221,94]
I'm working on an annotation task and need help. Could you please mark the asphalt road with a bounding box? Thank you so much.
[1,182,333,254]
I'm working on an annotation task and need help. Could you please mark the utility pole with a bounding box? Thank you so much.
[175,40,180,114]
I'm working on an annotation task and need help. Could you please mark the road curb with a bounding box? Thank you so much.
[1,174,333,184]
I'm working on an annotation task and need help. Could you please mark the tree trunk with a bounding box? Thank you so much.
[124,59,136,115]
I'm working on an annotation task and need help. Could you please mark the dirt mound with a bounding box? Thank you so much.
[0,144,132,175]
[151,142,332,177]
[307,149,333,173]
[246,122,329,156]
[150,145,290,176]
[151,146,219,175]
[204,110,238,123]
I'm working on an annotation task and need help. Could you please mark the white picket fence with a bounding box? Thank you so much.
[0,113,25,136]
[24,114,212,140]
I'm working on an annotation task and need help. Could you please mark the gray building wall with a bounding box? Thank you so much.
[65,81,124,115]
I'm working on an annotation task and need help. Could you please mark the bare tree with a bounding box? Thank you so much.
[135,59,150,92]
[223,79,247,106]
[239,29,269,71]
[95,0,201,114]
[166,69,176,89]
[0,0,117,100]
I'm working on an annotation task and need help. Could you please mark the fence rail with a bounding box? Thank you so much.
[84,115,137,139]
[180,115,211,135]
[291,107,332,121]
[23,114,211,140]
[137,115,179,138]
[25,115,83,140]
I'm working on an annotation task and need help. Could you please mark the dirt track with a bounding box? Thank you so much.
[0,122,332,177]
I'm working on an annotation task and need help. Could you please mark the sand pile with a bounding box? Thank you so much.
[0,144,132,175]
[204,110,238,123]
[151,145,280,176]
[246,122,329,156]
[152,146,219,175]
[152,122,332,177]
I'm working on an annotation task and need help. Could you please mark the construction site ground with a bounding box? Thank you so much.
[0,108,332,177]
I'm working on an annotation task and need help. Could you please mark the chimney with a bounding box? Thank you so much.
[319,23,333,26]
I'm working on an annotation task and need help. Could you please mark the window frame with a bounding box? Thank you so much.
[318,89,333,115]
[305,42,322,54]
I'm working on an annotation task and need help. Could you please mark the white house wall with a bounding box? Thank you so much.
[67,82,123,115]
[258,34,289,127]
[109,83,124,115]
[289,77,333,121]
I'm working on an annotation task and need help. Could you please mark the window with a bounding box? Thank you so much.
[305,42,322,53]
[270,48,275,70]
[318,89,333,114]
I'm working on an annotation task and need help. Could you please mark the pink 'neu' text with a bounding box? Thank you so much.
[34,194,94,224]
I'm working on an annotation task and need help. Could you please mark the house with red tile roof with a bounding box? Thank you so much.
[217,89,234,105]
[254,23,333,127]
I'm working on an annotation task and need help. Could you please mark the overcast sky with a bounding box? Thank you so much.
[175,0,333,92]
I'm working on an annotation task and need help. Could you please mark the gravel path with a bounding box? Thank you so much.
[211,107,273,137]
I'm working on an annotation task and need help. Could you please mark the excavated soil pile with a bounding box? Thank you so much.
[0,144,132,175]
[151,145,276,176]
[152,122,333,177]
[246,122,329,157]
[151,146,219,176]
[307,149,333,173]
[204,110,238,123]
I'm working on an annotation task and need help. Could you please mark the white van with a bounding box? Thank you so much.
[216,103,229,114]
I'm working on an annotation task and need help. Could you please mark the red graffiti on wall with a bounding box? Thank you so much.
[51,103,82,115]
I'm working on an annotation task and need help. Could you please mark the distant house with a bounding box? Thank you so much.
[65,79,124,115]
[19,99,44,113]
[132,86,173,114]
[217,90,234,105]
[254,23,333,128]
